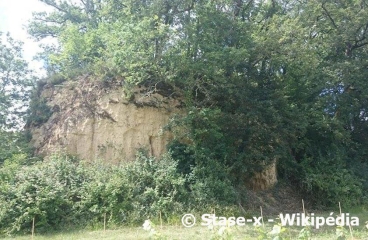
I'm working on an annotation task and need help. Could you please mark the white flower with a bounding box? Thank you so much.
[269,225,282,235]
[218,226,226,236]
[143,219,152,231]
[208,224,214,230]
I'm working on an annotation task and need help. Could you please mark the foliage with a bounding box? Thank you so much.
[0,32,33,129]
[0,152,191,234]
[0,154,87,234]
[123,152,188,222]
[0,32,34,165]
[4,1,368,237]
[79,152,188,225]
[301,156,363,208]
[26,95,52,127]
[25,0,368,208]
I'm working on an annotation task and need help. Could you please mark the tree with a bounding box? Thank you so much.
[0,32,33,163]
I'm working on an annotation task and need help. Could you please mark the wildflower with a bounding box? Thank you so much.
[269,225,282,235]
[218,226,226,236]
[143,219,152,231]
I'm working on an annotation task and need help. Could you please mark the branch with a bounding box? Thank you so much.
[348,23,368,52]
[353,40,368,49]
[42,0,69,14]
[80,0,87,7]
[321,3,338,29]
[33,16,67,25]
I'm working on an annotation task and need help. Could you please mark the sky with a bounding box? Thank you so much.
[0,0,52,76]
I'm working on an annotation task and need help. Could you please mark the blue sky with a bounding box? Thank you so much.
[0,0,52,75]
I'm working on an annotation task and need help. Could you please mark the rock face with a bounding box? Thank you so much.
[30,77,182,163]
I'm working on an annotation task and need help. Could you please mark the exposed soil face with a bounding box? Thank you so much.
[246,160,278,191]
[29,76,183,163]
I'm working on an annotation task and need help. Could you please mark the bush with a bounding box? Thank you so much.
[47,73,67,85]
[301,155,363,208]
[0,152,189,234]
[188,159,238,208]
[78,152,188,225]
[0,154,88,234]
[77,164,131,226]
[26,96,52,127]
[123,152,188,223]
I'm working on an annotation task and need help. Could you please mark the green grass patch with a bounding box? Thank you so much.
[2,208,368,240]
[1,224,367,240]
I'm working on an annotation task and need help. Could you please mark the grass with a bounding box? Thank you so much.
[1,207,368,240]
[1,224,368,240]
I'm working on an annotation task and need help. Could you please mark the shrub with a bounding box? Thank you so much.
[188,158,238,208]
[0,154,88,234]
[26,96,52,127]
[77,164,130,226]
[124,152,188,223]
[301,155,363,208]
[0,152,189,234]
[47,73,67,85]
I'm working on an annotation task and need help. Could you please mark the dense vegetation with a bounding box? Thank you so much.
[0,152,190,234]
[1,0,368,235]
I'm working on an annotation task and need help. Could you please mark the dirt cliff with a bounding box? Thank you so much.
[29,76,182,163]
